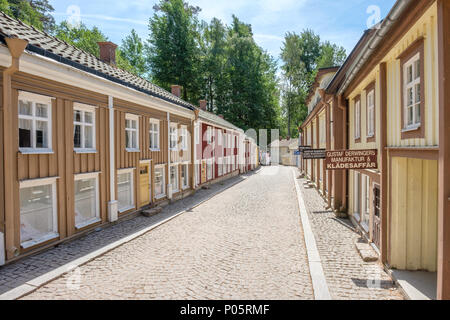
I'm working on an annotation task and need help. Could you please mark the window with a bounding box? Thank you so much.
[155,166,166,199]
[362,175,370,231]
[180,126,188,151]
[403,53,421,129]
[367,89,375,138]
[125,114,139,151]
[74,173,100,229]
[354,98,361,140]
[181,164,189,189]
[149,119,160,150]
[74,103,96,151]
[218,130,223,150]
[320,117,326,144]
[117,169,134,212]
[20,178,58,248]
[170,165,179,192]
[353,172,361,220]
[218,157,223,176]
[206,126,212,144]
[18,91,53,153]
[195,124,200,145]
[170,124,178,150]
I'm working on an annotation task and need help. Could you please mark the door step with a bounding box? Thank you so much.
[141,206,163,218]
[355,240,379,262]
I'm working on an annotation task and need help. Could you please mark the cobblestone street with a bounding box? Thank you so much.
[0,166,404,300]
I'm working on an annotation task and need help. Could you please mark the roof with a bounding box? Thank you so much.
[198,109,241,131]
[305,66,340,106]
[0,12,196,111]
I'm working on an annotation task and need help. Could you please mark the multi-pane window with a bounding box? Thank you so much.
[155,166,165,199]
[74,173,100,228]
[218,157,223,176]
[170,124,178,150]
[207,159,213,180]
[195,124,200,145]
[18,92,52,152]
[181,164,189,189]
[367,90,375,137]
[125,114,139,151]
[362,175,370,230]
[403,53,421,129]
[180,126,188,151]
[170,165,179,192]
[73,104,96,151]
[149,119,160,150]
[117,169,134,212]
[354,99,361,140]
[353,172,361,218]
[20,178,58,248]
[206,126,212,144]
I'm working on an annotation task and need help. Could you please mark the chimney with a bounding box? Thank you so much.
[97,42,118,66]
[218,114,224,119]
[171,85,182,98]
[199,100,207,111]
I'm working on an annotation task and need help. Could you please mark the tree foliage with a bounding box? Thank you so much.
[280,29,347,138]
[120,29,148,78]
[0,0,54,32]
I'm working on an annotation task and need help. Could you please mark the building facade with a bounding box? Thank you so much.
[0,13,257,266]
[301,0,450,299]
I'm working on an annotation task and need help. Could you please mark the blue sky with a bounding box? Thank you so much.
[50,0,396,62]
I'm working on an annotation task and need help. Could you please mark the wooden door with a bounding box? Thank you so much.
[139,163,151,208]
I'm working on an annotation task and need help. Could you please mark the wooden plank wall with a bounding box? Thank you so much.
[11,72,110,251]
[0,81,4,234]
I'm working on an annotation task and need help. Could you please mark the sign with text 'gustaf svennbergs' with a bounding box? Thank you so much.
[325,149,378,170]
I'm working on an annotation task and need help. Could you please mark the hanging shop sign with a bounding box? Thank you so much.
[298,146,312,152]
[302,149,326,159]
[325,149,378,170]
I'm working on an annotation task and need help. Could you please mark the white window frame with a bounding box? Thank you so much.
[170,123,178,151]
[361,174,370,232]
[195,123,200,145]
[18,91,53,154]
[154,165,166,199]
[180,125,188,151]
[206,126,212,144]
[73,103,97,153]
[403,53,421,130]
[74,172,101,229]
[367,90,375,137]
[218,157,223,176]
[354,100,361,140]
[19,177,59,249]
[353,171,361,222]
[149,119,160,151]
[170,164,179,193]
[181,163,189,190]
[125,114,139,152]
[207,159,213,180]
[117,168,135,213]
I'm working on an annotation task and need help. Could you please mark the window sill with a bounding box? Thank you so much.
[21,232,60,249]
[119,206,135,213]
[155,194,166,200]
[126,149,140,153]
[170,148,178,152]
[402,125,421,133]
[19,149,54,155]
[75,217,101,230]
[150,148,161,152]
[74,149,98,154]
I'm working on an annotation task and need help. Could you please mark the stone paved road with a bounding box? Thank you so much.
[21,166,314,300]
[297,175,404,300]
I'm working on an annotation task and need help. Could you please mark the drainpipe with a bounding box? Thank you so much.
[2,38,28,264]
[108,96,118,222]
[167,112,172,199]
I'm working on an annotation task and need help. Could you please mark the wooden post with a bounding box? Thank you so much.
[437,0,450,300]
[2,38,28,261]
[379,62,388,265]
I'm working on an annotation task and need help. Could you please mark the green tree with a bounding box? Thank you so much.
[120,29,148,78]
[1,0,54,31]
[147,0,202,103]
